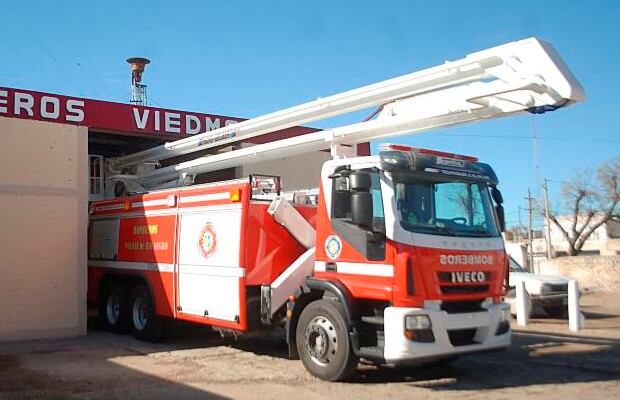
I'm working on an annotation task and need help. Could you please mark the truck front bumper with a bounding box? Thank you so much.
[383,300,511,364]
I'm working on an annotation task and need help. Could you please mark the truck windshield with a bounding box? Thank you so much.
[393,174,500,238]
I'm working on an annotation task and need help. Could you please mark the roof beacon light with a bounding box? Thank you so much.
[412,148,478,162]
[379,143,414,152]
[379,144,478,162]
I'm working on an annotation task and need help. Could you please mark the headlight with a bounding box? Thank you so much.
[405,315,432,330]
[404,315,435,342]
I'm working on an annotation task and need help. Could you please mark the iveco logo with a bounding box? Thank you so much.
[451,271,486,283]
[440,254,493,265]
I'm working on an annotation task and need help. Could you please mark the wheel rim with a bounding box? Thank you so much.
[304,315,338,366]
[133,295,149,331]
[106,293,121,325]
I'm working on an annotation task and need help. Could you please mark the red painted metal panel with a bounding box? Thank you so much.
[243,202,317,286]
[117,215,176,264]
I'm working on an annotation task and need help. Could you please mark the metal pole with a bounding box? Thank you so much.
[518,206,523,241]
[568,280,583,331]
[543,179,553,259]
[526,189,534,272]
[516,280,529,326]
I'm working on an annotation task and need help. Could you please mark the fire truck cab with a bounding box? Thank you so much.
[293,145,510,379]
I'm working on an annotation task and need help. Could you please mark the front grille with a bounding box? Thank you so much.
[438,271,492,282]
[441,284,489,294]
[448,329,478,346]
[441,300,483,314]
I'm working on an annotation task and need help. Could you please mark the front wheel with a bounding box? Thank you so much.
[129,284,163,342]
[296,299,358,381]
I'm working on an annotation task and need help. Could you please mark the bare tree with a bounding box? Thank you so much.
[546,156,620,256]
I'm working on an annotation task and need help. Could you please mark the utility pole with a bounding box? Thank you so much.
[542,179,553,259]
[525,189,534,272]
[517,206,523,241]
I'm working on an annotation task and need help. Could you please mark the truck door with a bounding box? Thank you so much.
[176,197,245,323]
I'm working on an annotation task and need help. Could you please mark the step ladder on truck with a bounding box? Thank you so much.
[88,38,584,381]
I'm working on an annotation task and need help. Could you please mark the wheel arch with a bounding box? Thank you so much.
[98,272,152,303]
[305,277,355,323]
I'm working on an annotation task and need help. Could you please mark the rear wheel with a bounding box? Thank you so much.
[296,299,358,381]
[129,284,163,342]
[99,282,130,333]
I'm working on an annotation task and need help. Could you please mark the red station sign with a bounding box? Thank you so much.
[0,86,245,139]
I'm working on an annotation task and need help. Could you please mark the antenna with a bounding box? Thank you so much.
[126,57,150,106]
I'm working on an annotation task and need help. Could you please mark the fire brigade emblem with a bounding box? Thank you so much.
[198,223,217,258]
[325,235,342,259]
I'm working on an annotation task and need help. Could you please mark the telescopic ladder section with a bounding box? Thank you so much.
[111,37,584,190]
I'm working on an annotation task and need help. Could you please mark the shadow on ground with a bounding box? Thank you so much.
[350,332,620,390]
[0,322,231,400]
[98,315,620,390]
[2,316,619,399]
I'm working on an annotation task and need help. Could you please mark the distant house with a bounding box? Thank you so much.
[545,213,620,256]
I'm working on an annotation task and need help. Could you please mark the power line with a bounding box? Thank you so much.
[414,132,620,144]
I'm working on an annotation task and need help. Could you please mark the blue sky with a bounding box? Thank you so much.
[2,1,618,228]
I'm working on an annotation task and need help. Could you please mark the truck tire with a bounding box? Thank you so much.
[543,305,567,318]
[99,282,130,333]
[296,299,358,381]
[129,284,163,342]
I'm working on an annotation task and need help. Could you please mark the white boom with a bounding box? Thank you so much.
[110,37,584,190]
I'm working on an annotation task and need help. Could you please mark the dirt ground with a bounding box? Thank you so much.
[1,291,619,400]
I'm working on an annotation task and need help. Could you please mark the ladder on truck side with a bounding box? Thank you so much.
[104,37,584,321]
[108,37,583,192]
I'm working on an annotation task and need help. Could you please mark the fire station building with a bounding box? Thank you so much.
[0,86,369,341]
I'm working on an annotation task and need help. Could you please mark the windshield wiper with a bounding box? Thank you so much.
[461,230,492,237]
[433,226,456,236]
[402,222,457,236]
[464,227,494,237]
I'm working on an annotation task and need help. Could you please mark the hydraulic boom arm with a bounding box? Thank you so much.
[111,37,584,190]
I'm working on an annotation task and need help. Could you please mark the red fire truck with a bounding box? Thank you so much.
[88,38,583,381]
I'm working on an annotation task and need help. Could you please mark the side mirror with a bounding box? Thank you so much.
[350,172,373,228]
[349,171,371,191]
[491,186,504,204]
[495,204,506,232]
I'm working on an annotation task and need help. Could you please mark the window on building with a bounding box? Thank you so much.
[89,155,104,201]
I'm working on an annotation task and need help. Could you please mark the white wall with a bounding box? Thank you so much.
[538,255,620,292]
[0,118,88,341]
[238,143,332,190]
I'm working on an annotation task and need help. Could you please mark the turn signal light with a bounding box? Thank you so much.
[123,200,132,211]
[229,188,241,202]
